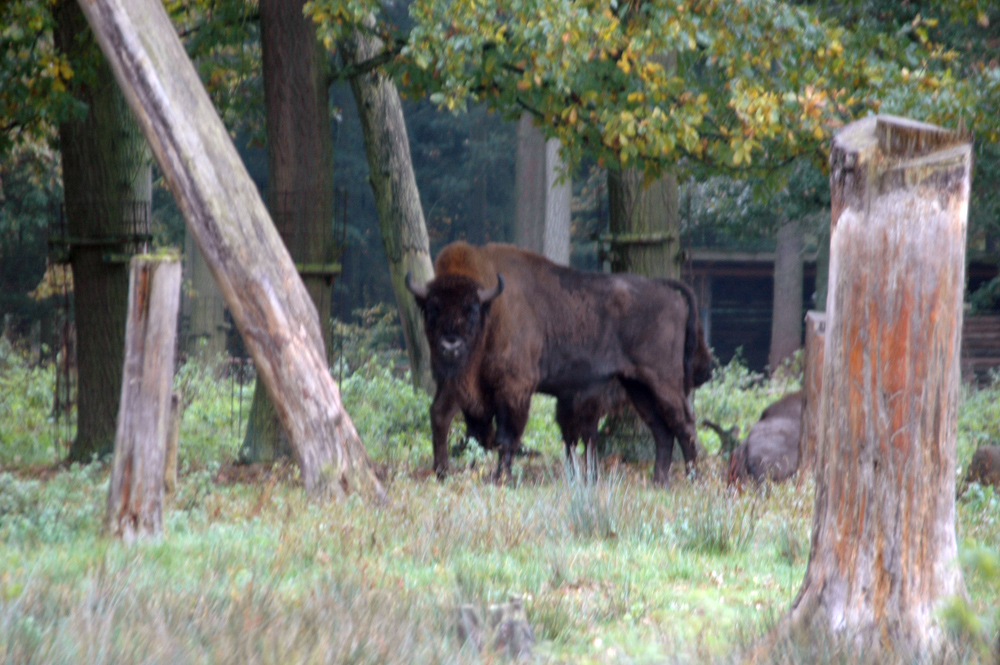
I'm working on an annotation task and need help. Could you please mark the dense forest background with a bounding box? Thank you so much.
[2,1,1000,373]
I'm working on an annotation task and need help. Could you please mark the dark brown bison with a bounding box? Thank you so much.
[406,241,712,485]
[727,391,802,487]
[555,295,712,480]
[965,445,1000,489]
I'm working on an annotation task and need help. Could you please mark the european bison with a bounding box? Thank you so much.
[406,241,712,485]
[556,294,712,480]
[727,391,802,487]
[965,444,1000,489]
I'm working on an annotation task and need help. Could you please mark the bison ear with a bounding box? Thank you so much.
[405,272,429,307]
[478,274,504,305]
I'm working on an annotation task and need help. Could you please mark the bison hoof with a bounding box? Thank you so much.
[652,466,671,488]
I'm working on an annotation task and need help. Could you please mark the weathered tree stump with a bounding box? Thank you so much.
[797,311,826,480]
[786,116,972,656]
[106,256,181,542]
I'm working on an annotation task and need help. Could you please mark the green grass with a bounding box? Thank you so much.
[1,337,998,664]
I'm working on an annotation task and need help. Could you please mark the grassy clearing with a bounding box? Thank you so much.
[0,337,998,663]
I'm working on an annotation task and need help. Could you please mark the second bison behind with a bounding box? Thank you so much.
[407,241,712,485]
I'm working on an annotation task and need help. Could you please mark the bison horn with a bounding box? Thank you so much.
[478,274,504,304]
[405,272,429,301]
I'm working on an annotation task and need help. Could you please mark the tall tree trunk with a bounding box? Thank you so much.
[768,218,804,372]
[514,113,571,264]
[599,164,683,465]
[783,115,972,656]
[239,0,336,464]
[55,0,152,463]
[77,0,384,500]
[182,232,227,358]
[606,167,681,278]
[341,20,435,394]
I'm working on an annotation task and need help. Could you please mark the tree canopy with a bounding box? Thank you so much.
[307,0,999,184]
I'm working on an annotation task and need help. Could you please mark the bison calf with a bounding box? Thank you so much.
[727,391,802,487]
[407,241,711,485]
[965,444,1000,489]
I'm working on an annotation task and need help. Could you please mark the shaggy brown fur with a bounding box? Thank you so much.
[408,241,712,485]
[966,445,1000,489]
[727,391,803,488]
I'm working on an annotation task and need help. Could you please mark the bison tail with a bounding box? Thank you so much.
[662,279,700,393]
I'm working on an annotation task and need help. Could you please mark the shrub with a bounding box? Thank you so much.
[672,488,761,555]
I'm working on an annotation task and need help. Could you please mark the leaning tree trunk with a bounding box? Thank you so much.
[768,218,804,373]
[77,0,384,500]
[514,112,571,265]
[55,0,152,463]
[106,256,180,542]
[239,0,336,464]
[341,19,435,394]
[785,115,972,657]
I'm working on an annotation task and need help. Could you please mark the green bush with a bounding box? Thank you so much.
[694,353,800,456]
[0,339,68,467]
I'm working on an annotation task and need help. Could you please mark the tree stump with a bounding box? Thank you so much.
[797,311,826,479]
[787,116,972,656]
[107,256,181,542]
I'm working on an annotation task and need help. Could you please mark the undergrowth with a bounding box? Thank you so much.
[1,323,998,663]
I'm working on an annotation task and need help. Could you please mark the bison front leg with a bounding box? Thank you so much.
[493,401,530,484]
[430,390,460,479]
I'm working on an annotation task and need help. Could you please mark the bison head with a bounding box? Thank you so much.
[406,273,504,377]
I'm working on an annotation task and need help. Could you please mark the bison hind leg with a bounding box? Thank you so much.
[620,378,697,487]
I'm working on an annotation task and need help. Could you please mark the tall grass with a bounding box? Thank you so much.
[1,332,998,663]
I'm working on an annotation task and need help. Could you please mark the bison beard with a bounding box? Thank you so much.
[407,242,712,486]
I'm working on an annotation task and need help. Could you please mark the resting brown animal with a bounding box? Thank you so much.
[965,445,1000,489]
[407,241,712,485]
[727,391,802,487]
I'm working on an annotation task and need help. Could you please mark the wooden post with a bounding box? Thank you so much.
[163,390,181,495]
[107,256,181,542]
[787,116,972,655]
[797,310,825,479]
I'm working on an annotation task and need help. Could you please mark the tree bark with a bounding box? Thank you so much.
[606,167,681,278]
[341,20,435,394]
[239,0,336,464]
[797,310,825,480]
[181,232,227,358]
[55,0,152,463]
[786,115,972,656]
[599,163,684,466]
[163,389,181,495]
[76,0,384,501]
[106,256,180,542]
[514,113,571,265]
[768,218,804,372]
